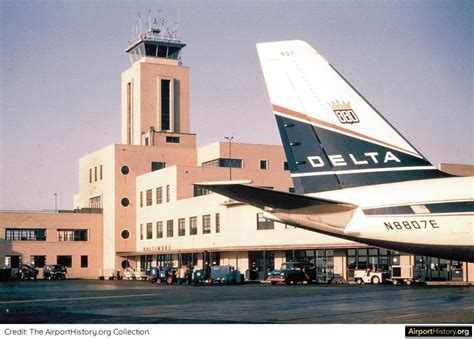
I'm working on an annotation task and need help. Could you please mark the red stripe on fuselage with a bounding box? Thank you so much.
[272,104,421,158]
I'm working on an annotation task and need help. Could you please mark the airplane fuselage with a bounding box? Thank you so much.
[265,176,473,261]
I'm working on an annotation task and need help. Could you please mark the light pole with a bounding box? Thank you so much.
[224,136,234,180]
[54,193,57,213]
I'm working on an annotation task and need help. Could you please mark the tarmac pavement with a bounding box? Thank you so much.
[0,280,472,324]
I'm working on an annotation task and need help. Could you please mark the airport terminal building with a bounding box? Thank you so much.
[1,27,473,283]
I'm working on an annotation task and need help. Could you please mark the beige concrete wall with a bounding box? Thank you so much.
[135,190,354,255]
[77,145,116,270]
[0,211,103,279]
[121,59,191,145]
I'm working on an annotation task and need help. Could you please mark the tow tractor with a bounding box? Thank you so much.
[353,266,389,285]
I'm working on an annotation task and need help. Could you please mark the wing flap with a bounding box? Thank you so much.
[195,181,357,213]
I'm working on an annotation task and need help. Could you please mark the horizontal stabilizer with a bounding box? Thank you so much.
[195,181,357,213]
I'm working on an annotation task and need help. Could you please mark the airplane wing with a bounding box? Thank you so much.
[195,180,357,213]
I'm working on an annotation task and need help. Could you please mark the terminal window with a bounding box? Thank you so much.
[5,255,22,269]
[161,79,171,131]
[202,158,243,168]
[146,223,153,239]
[178,218,185,236]
[215,214,220,233]
[156,221,163,238]
[167,220,174,237]
[202,215,211,234]
[190,217,197,235]
[152,161,166,172]
[30,255,46,268]
[146,189,153,206]
[57,229,88,242]
[89,196,101,209]
[6,228,46,241]
[156,187,163,204]
[257,213,274,230]
[81,256,88,268]
[57,255,72,268]
[166,136,180,144]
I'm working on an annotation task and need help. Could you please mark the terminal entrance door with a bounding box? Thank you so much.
[415,256,463,281]
[248,251,274,280]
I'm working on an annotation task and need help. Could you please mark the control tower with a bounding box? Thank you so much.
[121,19,194,147]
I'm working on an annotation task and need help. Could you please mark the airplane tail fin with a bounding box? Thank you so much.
[256,40,450,193]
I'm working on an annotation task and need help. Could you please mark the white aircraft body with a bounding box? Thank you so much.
[198,40,473,262]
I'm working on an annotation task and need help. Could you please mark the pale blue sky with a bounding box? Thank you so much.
[0,0,472,210]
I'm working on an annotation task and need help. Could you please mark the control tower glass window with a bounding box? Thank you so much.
[161,79,171,131]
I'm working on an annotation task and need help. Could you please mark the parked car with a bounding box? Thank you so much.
[43,265,67,280]
[15,265,39,280]
[267,262,316,285]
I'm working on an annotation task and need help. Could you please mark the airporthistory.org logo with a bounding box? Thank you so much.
[405,325,472,338]
[329,100,359,124]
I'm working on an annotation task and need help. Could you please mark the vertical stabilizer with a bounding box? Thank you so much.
[256,40,450,193]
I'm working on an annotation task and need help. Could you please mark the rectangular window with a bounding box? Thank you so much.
[190,217,197,235]
[127,82,132,144]
[215,213,220,233]
[94,166,97,182]
[146,222,153,239]
[89,196,102,209]
[156,221,163,238]
[151,162,166,172]
[166,185,170,202]
[260,160,268,170]
[57,255,72,268]
[30,255,46,268]
[289,187,295,193]
[166,220,174,237]
[99,165,103,180]
[140,224,143,240]
[5,255,22,268]
[89,168,92,183]
[202,158,243,168]
[6,229,46,241]
[193,185,210,197]
[202,214,211,234]
[81,255,88,268]
[156,187,163,204]
[140,191,143,208]
[283,161,289,171]
[181,253,197,267]
[146,189,152,206]
[57,229,88,241]
[257,213,274,230]
[161,79,171,131]
[178,218,185,236]
[144,137,149,146]
[166,136,180,143]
